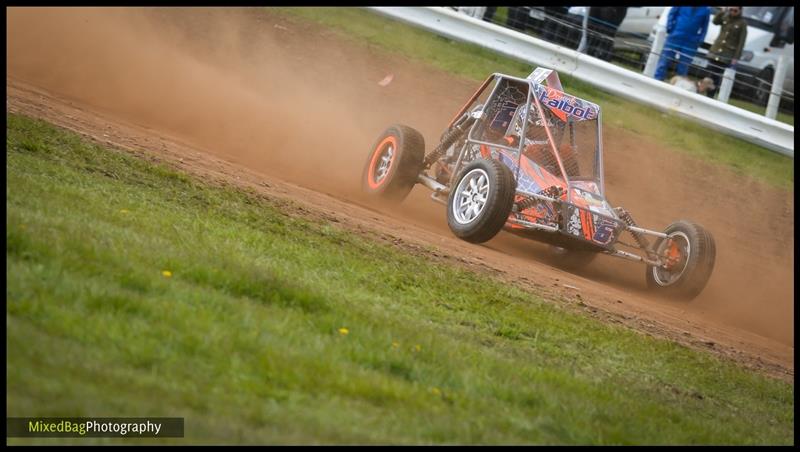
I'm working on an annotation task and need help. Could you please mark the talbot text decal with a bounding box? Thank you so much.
[536,86,598,121]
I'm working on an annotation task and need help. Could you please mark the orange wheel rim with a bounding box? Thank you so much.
[367,136,397,189]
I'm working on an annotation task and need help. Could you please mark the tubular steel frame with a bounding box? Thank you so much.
[420,71,672,267]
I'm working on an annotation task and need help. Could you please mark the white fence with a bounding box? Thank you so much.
[368,7,794,158]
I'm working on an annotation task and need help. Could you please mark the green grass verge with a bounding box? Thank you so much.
[6,113,793,444]
[275,7,793,190]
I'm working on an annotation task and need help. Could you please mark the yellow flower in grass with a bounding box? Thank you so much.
[119,209,130,214]
[429,387,441,396]
[338,327,349,336]
[391,341,400,349]
[413,344,422,353]
[162,270,172,278]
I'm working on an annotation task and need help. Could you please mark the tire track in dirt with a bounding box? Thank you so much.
[6,7,793,380]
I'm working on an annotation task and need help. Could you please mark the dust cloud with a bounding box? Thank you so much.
[7,7,378,198]
[7,7,794,346]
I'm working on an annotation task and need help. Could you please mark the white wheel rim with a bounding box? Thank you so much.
[452,168,490,225]
[374,145,394,184]
[652,231,691,286]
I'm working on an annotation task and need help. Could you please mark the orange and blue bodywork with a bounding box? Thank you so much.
[481,145,623,250]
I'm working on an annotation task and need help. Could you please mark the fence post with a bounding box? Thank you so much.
[716,67,736,103]
[577,9,589,53]
[765,55,788,119]
[643,26,665,78]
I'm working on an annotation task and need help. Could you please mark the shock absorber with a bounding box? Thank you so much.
[515,186,563,211]
[615,207,652,254]
[423,114,476,169]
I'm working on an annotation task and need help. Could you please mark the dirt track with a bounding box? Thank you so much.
[6,7,794,380]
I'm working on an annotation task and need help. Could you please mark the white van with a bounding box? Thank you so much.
[612,6,665,54]
[503,7,665,53]
[565,6,665,37]
[563,7,665,56]
[650,6,794,105]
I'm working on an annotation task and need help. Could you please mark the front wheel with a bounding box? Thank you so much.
[361,124,425,203]
[645,220,716,300]
[447,159,516,244]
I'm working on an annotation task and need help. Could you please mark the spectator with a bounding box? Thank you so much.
[654,7,711,81]
[705,6,748,98]
[585,7,628,60]
[669,75,717,96]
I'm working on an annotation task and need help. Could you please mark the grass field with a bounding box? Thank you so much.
[277,7,793,190]
[6,113,793,444]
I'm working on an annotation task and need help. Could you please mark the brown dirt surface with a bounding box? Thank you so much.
[6,7,794,381]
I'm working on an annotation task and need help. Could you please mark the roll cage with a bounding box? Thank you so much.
[447,68,604,203]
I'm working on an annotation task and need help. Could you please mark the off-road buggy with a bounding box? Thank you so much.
[362,67,715,299]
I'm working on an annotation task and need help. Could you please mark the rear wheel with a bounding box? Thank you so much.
[447,159,516,243]
[645,220,716,300]
[361,125,425,203]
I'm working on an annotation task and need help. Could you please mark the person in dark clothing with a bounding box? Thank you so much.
[585,7,628,60]
[705,6,748,98]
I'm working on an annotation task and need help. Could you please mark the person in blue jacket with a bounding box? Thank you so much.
[654,7,711,81]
